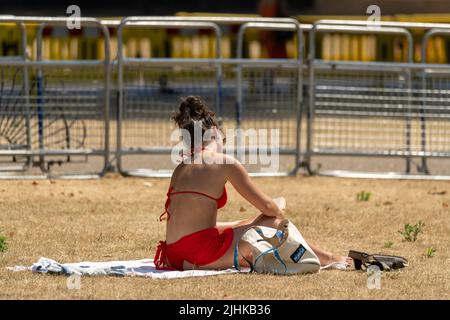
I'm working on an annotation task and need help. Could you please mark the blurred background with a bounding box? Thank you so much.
[1,0,450,62]
[2,0,450,16]
[2,0,450,178]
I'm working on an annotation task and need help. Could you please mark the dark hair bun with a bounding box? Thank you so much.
[172,96,216,129]
[172,96,223,149]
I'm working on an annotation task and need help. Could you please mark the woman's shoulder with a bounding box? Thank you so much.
[208,153,247,180]
[207,152,240,166]
[174,153,242,173]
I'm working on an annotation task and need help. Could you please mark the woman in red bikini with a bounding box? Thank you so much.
[154,96,352,271]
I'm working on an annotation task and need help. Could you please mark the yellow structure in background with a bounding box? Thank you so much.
[298,14,449,63]
[0,13,449,63]
[321,34,377,61]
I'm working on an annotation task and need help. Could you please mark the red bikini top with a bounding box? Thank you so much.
[159,186,227,221]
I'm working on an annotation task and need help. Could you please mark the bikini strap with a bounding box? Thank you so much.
[159,210,170,221]
[159,188,173,221]
[160,187,226,222]
[169,190,220,202]
[154,240,177,270]
[154,241,167,269]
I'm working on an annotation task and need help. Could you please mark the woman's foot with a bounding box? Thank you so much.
[320,253,353,270]
[305,241,353,270]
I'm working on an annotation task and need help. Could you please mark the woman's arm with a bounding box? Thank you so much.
[225,159,284,218]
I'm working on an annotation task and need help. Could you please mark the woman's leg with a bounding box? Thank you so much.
[193,214,286,270]
[215,217,254,232]
[187,214,351,270]
[306,241,353,266]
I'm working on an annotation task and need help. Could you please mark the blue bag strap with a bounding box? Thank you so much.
[233,240,241,271]
[234,226,288,274]
[233,229,254,272]
[273,249,288,274]
[252,229,288,275]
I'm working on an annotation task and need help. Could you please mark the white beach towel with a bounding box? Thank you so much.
[7,257,248,280]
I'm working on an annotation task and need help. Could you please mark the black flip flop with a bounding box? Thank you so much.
[348,250,408,271]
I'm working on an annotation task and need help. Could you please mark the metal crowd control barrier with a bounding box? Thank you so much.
[236,22,302,176]
[117,19,222,177]
[418,29,450,170]
[303,20,450,179]
[116,17,304,177]
[0,20,29,175]
[5,16,450,180]
[0,17,110,179]
[312,19,450,32]
[306,23,419,178]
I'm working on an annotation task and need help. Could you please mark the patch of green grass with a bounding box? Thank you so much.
[384,241,394,248]
[426,247,436,258]
[398,221,425,242]
[0,231,7,253]
[356,191,372,202]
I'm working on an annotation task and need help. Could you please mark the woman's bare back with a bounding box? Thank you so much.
[165,152,229,244]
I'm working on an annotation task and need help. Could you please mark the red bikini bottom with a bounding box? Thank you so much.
[154,227,234,271]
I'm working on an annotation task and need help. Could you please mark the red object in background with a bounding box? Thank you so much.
[259,0,283,17]
[257,0,289,58]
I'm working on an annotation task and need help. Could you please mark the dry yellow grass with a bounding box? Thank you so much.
[0,174,449,299]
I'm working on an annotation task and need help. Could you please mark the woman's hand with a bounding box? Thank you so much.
[272,197,286,218]
[273,197,286,210]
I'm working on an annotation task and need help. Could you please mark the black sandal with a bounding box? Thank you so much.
[349,250,408,271]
